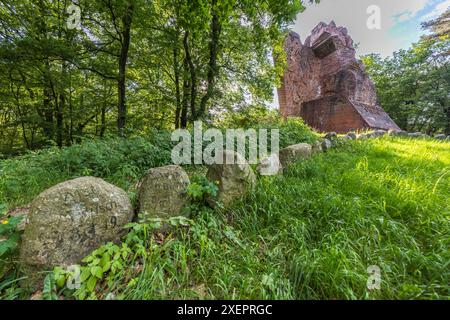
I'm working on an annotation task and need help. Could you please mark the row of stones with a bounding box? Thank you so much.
[18,129,448,289]
[330,130,450,141]
[18,150,257,290]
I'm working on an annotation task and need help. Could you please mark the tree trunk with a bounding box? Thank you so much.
[183,31,197,120]
[445,106,450,135]
[181,57,190,129]
[117,3,134,137]
[57,93,64,148]
[173,46,181,129]
[197,0,221,120]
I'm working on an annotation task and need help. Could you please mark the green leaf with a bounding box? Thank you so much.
[56,274,66,288]
[90,266,103,279]
[86,276,97,292]
[80,268,91,282]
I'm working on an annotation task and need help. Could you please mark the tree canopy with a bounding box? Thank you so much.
[362,10,450,135]
[0,0,310,156]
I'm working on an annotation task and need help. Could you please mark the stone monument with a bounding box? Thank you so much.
[277,21,400,133]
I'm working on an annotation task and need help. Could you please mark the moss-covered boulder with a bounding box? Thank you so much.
[279,143,312,169]
[206,150,256,207]
[19,177,133,290]
[137,165,190,220]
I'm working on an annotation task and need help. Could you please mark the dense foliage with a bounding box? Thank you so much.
[2,136,448,300]
[0,0,313,156]
[0,116,315,207]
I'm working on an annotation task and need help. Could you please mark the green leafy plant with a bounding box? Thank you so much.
[51,242,131,300]
[0,205,24,272]
[50,216,194,300]
[187,176,218,204]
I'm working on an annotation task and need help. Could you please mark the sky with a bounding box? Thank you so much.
[292,0,450,57]
[271,0,450,107]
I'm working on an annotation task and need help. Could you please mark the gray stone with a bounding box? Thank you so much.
[324,132,337,140]
[345,132,357,140]
[312,140,323,154]
[20,177,133,290]
[321,139,333,151]
[408,132,427,138]
[206,150,256,208]
[373,130,387,137]
[137,165,190,220]
[390,130,408,137]
[356,134,369,140]
[434,134,446,140]
[279,143,313,169]
[257,154,283,176]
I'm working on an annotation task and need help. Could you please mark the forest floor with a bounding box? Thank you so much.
[1,136,449,299]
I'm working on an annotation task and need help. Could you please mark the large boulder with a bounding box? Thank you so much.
[20,177,133,290]
[206,150,256,207]
[137,165,190,220]
[279,143,312,169]
[434,134,446,141]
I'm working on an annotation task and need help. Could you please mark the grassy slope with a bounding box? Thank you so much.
[123,137,449,300]
[1,136,449,299]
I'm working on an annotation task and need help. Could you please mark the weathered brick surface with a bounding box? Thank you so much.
[278,21,400,133]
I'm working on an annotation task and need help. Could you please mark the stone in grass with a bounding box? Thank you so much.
[321,139,333,151]
[408,132,427,138]
[324,132,337,140]
[345,132,357,140]
[434,134,446,140]
[312,140,323,154]
[279,143,312,169]
[389,130,408,137]
[206,150,256,208]
[372,130,387,137]
[257,154,283,176]
[20,177,134,291]
[356,133,368,140]
[137,165,190,220]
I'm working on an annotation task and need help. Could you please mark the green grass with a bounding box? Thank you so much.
[116,137,449,300]
[1,136,449,300]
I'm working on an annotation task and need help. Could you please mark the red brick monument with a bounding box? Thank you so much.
[277,21,400,133]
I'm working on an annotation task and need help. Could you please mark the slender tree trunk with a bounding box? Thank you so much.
[117,3,134,137]
[445,106,450,135]
[181,57,190,129]
[197,0,221,120]
[183,31,197,120]
[56,93,64,147]
[100,105,107,138]
[173,46,181,129]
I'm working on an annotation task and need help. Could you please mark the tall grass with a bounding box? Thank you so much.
[119,137,449,300]
[1,132,448,300]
